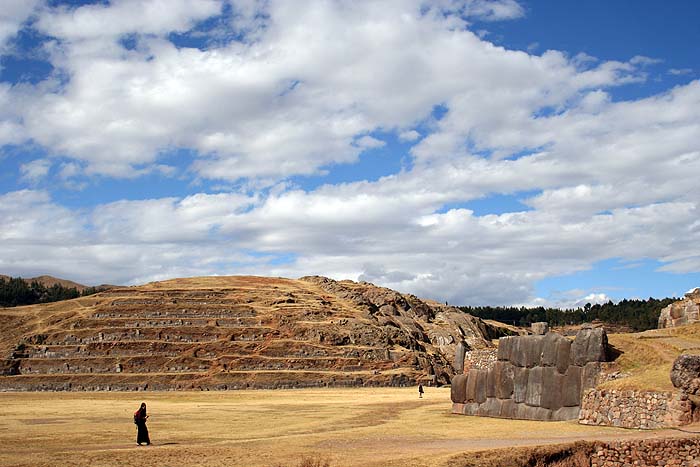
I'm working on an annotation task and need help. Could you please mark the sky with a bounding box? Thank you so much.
[1,0,699,308]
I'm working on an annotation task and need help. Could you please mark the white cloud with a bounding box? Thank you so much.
[355,135,386,149]
[0,84,27,146]
[36,0,222,40]
[529,290,613,309]
[629,55,662,66]
[0,0,40,50]
[669,68,693,76]
[20,158,51,183]
[399,130,421,142]
[0,190,85,243]
[1,1,699,305]
[453,0,525,21]
[8,0,647,183]
[0,168,698,304]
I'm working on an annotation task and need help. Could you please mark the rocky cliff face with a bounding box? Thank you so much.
[659,288,700,328]
[0,275,507,391]
[451,327,609,421]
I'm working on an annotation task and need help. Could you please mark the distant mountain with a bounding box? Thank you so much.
[0,275,116,292]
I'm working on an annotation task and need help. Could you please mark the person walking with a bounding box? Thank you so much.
[418,383,424,398]
[134,402,151,446]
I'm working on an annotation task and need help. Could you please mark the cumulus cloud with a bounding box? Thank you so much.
[399,130,421,142]
[445,0,525,21]
[20,158,51,183]
[36,0,223,40]
[0,0,40,50]
[529,290,613,309]
[2,179,698,304]
[1,1,699,305]
[355,135,386,149]
[5,0,648,183]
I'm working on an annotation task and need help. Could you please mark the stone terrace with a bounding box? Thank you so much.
[0,276,500,391]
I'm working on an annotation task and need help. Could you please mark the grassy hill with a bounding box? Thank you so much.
[0,275,511,391]
[601,323,700,391]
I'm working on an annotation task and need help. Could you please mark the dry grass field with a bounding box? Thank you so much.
[1,387,689,467]
[603,323,700,391]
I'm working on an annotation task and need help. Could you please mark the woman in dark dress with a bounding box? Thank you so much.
[134,402,150,445]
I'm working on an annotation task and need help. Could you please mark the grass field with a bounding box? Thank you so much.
[603,324,700,391]
[0,387,685,467]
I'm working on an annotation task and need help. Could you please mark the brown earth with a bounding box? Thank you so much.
[599,323,700,391]
[0,275,511,391]
[2,388,697,467]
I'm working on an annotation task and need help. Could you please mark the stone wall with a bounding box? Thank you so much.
[451,327,608,421]
[659,288,700,328]
[463,348,498,371]
[590,438,700,467]
[579,389,695,429]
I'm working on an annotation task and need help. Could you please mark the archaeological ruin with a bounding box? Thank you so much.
[0,276,511,392]
[451,324,609,421]
[659,288,700,328]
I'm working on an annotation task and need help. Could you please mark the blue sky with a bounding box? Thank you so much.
[0,0,699,307]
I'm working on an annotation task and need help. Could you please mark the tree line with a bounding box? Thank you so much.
[459,297,676,332]
[0,276,102,307]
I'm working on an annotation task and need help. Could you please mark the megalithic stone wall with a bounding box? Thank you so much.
[451,327,609,421]
[658,288,700,328]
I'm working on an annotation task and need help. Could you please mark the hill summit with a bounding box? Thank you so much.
[0,275,507,391]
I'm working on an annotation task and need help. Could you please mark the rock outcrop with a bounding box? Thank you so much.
[671,354,700,396]
[451,327,609,421]
[0,275,509,391]
[659,288,700,328]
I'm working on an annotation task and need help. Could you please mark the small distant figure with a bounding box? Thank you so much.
[418,383,424,398]
[134,402,150,446]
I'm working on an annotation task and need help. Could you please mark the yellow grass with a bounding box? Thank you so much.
[601,323,700,391]
[0,387,670,467]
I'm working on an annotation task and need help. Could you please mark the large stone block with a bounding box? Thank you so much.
[494,361,515,399]
[540,332,559,366]
[513,366,529,404]
[562,365,582,407]
[540,333,572,374]
[465,369,478,402]
[497,336,514,361]
[525,366,543,407]
[540,366,564,410]
[581,361,601,391]
[479,397,502,417]
[570,328,608,366]
[531,322,549,335]
[462,402,480,416]
[474,369,488,404]
[555,337,572,374]
[499,399,516,418]
[510,336,544,368]
[486,366,497,398]
[659,292,700,328]
[671,354,700,395]
[451,373,467,403]
[551,406,580,421]
[454,341,467,373]
[515,403,552,421]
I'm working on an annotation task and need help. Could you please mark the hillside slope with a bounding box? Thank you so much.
[0,274,89,292]
[601,323,700,391]
[0,275,508,391]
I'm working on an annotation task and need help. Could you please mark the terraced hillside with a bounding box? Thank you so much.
[0,275,505,391]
